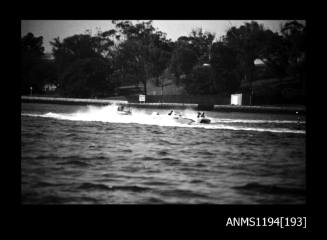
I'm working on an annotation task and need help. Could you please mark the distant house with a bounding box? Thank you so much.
[115,69,186,97]
[146,78,185,96]
[254,58,264,65]
[43,83,57,92]
[241,58,275,88]
[147,69,186,96]
[42,53,54,61]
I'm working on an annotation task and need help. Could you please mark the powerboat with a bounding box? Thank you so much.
[196,112,211,124]
[152,110,211,125]
[167,110,195,125]
[117,105,132,115]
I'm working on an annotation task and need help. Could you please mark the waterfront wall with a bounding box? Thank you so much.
[21,96,128,105]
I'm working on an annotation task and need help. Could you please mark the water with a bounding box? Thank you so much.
[21,103,306,204]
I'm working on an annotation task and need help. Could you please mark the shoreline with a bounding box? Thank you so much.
[21,96,305,114]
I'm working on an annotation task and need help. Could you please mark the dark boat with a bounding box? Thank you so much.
[198,118,211,124]
[196,112,211,124]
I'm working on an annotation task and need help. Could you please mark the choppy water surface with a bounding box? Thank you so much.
[21,103,306,204]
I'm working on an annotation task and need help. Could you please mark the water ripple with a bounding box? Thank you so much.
[21,103,306,204]
[77,183,150,192]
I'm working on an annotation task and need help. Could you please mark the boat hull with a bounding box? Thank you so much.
[117,111,132,115]
[198,118,211,124]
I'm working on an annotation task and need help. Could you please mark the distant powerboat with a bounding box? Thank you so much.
[117,105,132,115]
[167,110,184,120]
[166,110,196,125]
[152,110,211,125]
[196,112,211,124]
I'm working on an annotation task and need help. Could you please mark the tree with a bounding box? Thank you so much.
[29,61,58,93]
[169,46,198,79]
[115,39,146,90]
[21,33,45,94]
[259,32,289,78]
[253,20,306,95]
[168,29,215,92]
[210,41,241,93]
[185,65,216,94]
[188,28,215,64]
[50,34,112,79]
[50,32,115,97]
[148,43,172,86]
[60,58,116,98]
[281,21,306,91]
[224,21,276,104]
[112,20,173,95]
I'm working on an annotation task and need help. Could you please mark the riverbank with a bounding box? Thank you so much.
[21,96,305,114]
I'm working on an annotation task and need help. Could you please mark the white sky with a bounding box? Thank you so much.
[21,20,303,53]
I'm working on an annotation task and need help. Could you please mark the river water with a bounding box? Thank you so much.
[21,103,306,204]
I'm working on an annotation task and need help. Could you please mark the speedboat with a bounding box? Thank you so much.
[167,110,195,124]
[117,105,132,115]
[196,112,211,124]
[151,112,161,119]
[168,110,179,119]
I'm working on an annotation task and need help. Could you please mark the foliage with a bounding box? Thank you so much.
[22,20,306,104]
[169,46,198,78]
[185,65,216,94]
[50,32,116,96]
[187,28,215,64]
[210,42,241,93]
[281,21,306,86]
[112,20,173,94]
[60,58,116,98]
[29,61,58,92]
[21,33,45,94]
[223,21,275,87]
[174,28,215,64]
[50,33,113,81]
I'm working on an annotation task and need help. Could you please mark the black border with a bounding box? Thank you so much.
[12,1,318,234]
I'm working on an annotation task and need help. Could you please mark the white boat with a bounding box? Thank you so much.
[152,110,210,125]
[175,117,195,125]
[167,110,195,125]
[117,105,132,115]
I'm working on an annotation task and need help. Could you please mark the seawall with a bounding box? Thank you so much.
[21,96,305,114]
[21,96,129,105]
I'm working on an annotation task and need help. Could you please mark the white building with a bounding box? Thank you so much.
[43,83,57,92]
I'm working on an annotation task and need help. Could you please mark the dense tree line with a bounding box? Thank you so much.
[21,20,306,101]
[21,33,51,93]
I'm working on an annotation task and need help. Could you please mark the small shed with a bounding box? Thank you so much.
[231,93,242,105]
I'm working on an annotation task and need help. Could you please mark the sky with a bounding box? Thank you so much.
[21,20,303,53]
